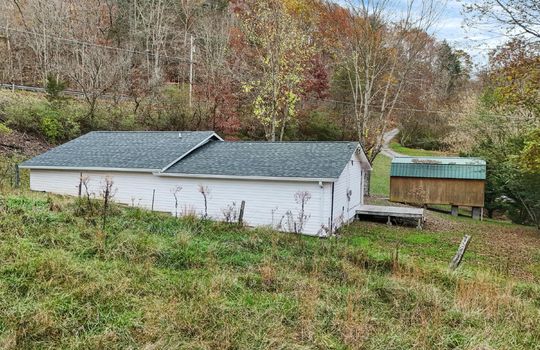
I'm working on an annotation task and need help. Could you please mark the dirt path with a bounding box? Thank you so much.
[380,128,403,158]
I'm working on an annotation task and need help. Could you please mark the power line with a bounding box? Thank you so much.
[307,96,537,120]
[305,96,467,115]
[1,26,196,64]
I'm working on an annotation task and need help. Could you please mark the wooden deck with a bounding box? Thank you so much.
[356,205,425,228]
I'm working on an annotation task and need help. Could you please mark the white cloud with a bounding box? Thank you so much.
[333,0,510,68]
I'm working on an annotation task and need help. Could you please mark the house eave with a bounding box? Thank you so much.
[355,145,372,171]
[154,172,338,182]
[20,165,338,182]
[18,165,158,173]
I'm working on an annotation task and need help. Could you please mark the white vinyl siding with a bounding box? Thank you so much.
[331,152,364,228]
[30,170,330,236]
[28,151,365,236]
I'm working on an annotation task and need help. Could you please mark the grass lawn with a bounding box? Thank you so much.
[0,188,539,349]
[369,154,391,197]
[390,142,455,157]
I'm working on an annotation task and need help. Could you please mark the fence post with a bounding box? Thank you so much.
[14,164,20,188]
[238,200,245,225]
[151,189,156,212]
[78,172,82,197]
[449,235,471,271]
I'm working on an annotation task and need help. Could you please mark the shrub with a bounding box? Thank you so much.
[45,74,67,103]
[3,98,81,144]
[0,155,28,189]
[398,112,452,150]
[0,123,11,134]
[297,110,343,141]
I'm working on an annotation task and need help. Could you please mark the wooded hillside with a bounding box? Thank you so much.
[0,0,538,228]
[0,0,471,158]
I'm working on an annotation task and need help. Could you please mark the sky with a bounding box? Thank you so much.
[431,0,506,68]
[337,0,510,69]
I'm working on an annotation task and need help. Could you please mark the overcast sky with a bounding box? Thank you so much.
[337,0,509,69]
[432,0,506,68]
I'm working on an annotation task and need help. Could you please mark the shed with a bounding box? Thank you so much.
[19,131,372,236]
[390,157,486,219]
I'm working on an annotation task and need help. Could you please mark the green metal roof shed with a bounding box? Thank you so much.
[389,156,487,214]
[390,157,486,180]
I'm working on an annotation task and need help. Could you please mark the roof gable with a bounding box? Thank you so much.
[20,131,219,171]
[164,140,360,180]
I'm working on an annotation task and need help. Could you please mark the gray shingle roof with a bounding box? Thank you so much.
[164,140,359,179]
[21,131,361,180]
[20,131,217,170]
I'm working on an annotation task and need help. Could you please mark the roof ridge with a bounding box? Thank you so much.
[221,141,358,144]
[89,130,214,133]
[394,156,481,158]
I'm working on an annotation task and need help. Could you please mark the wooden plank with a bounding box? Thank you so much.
[356,204,424,230]
[390,177,485,207]
[449,235,471,271]
[356,205,424,219]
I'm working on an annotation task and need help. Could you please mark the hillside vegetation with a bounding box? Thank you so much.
[0,188,539,349]
[389,142,454,157]
[369,155,392,197]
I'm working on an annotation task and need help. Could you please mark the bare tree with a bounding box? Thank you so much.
[171,186,182,218]
[464,0,540,42]
[81,175,93,209]
[134,0,171,86]
[198,184,210,218]
[222,201,238,223]
[194,2,235,131]
[67,46,131,125]
[100,177,115,230]
[6,0,70,84]
[341,0,441,161]
[293,191,312,233]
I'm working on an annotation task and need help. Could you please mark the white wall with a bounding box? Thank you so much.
[29,170,334,236]
[329,152,364,230]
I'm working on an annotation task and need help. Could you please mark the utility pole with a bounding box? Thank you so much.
[189,34,194,108]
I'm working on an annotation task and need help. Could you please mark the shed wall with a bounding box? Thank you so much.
[390,177,485,207]
[29,170,332,236]
[330,152,364,230]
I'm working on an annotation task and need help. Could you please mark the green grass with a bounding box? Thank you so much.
[390,142,454,157]
[370,154,391,197]
[0,189,539,349]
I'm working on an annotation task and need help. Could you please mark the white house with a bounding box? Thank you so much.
[20,131,371,236]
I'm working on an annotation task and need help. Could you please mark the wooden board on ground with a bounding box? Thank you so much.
[356,205,424,219]
[356,204,425,229]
